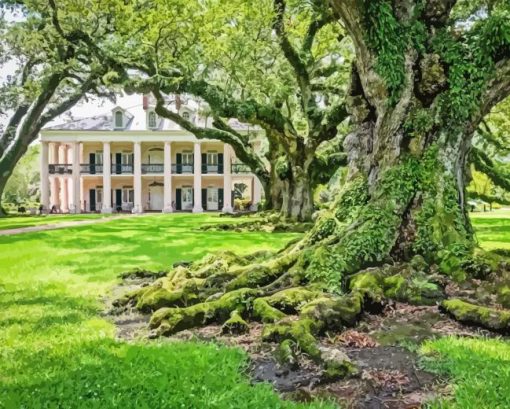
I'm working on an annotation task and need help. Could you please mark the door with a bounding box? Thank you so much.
[181,187,193,210]
[176,189,182,210]
[89,189,96,212]
[207,188,219,211]
[115,189,122,210]
[149,185,164,211]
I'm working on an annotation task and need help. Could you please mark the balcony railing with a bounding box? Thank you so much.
[80,164,103,174]
[112,164,133,174]
[172,164,194,174]
[49,164,73,174]
[231,163,251,174]
[201,164,223,174]
[142,163,164,174]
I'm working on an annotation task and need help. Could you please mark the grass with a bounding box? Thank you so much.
[0,213,109,231]
[0,213,332,409]
[1,210,510,408]
[470,209,510,250]
[421,337,510,409]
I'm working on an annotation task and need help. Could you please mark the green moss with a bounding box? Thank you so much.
[276,339,298,367]
[150,288,260,336]
[319,347,357,380]
[262,318,321,360]
[226,266,271,291]
[222,310,249,335]
[135,277,204,312]
[384,272,442,305]
[498,286,510,309]
[364,0,426,105]
[300,292,364,329]
[253,288,319,323]
[442,299,510,332]
[253,298,287,323]
[349,270,385,302]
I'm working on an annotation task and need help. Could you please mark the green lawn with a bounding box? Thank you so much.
[470,209,510,250]
[1,211,510,408]
[0,213,109,231]
[0,213,331,409]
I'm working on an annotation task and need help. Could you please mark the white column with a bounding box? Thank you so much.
[50,177,59,209]
[40,141,50,212]
[193,142,203,213]
[59,145,69,212]
[102,142,112,213]
[222,145,233,213]
[163,141,173,213]
[70,142,81,213]
[58,143,66,164]
[252,175,263,211]
[60,178,69,213]
[50,143,60,211]
[133,141,143,213]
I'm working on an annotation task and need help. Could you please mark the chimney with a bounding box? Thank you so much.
[142,94,149,110]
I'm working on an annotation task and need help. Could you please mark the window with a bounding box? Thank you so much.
[148,111,157,128]
[95,152,103,164]
[122,153,133,165]
[114,110,123,128]
[207,152,218,165]
[182,111,190,121]
[122,188,134,203]
[182,152,193,165]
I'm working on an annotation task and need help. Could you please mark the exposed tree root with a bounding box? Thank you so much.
[440,299,510,334]
[114,245,451,379]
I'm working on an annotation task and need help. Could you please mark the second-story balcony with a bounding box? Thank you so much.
[112,164,133,174]
[172,164,194,174]
[142,164,164,174]
[80,164,103,174]
[201,164,224,174]
[49,164,73,175]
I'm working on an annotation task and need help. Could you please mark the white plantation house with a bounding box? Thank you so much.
[39,96,263,214]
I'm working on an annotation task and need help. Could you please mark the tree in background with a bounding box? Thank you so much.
[2,144,39,208]
[469,96,510,205]
[0,0,125,215]
[115,0,352,221]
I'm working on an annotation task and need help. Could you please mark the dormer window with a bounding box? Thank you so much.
[182,111,190,121]
[114,110,124,129]
[148,110,157,129]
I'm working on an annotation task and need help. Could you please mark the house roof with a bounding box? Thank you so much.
[44,99,261,133]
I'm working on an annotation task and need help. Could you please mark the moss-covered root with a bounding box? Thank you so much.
[222,310,249,335]
[262,292,363,377]
[441,299,510,334]
[150,288,260,336]
[253,287,321,323]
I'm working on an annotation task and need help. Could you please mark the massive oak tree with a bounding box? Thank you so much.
[120,0,510,369]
